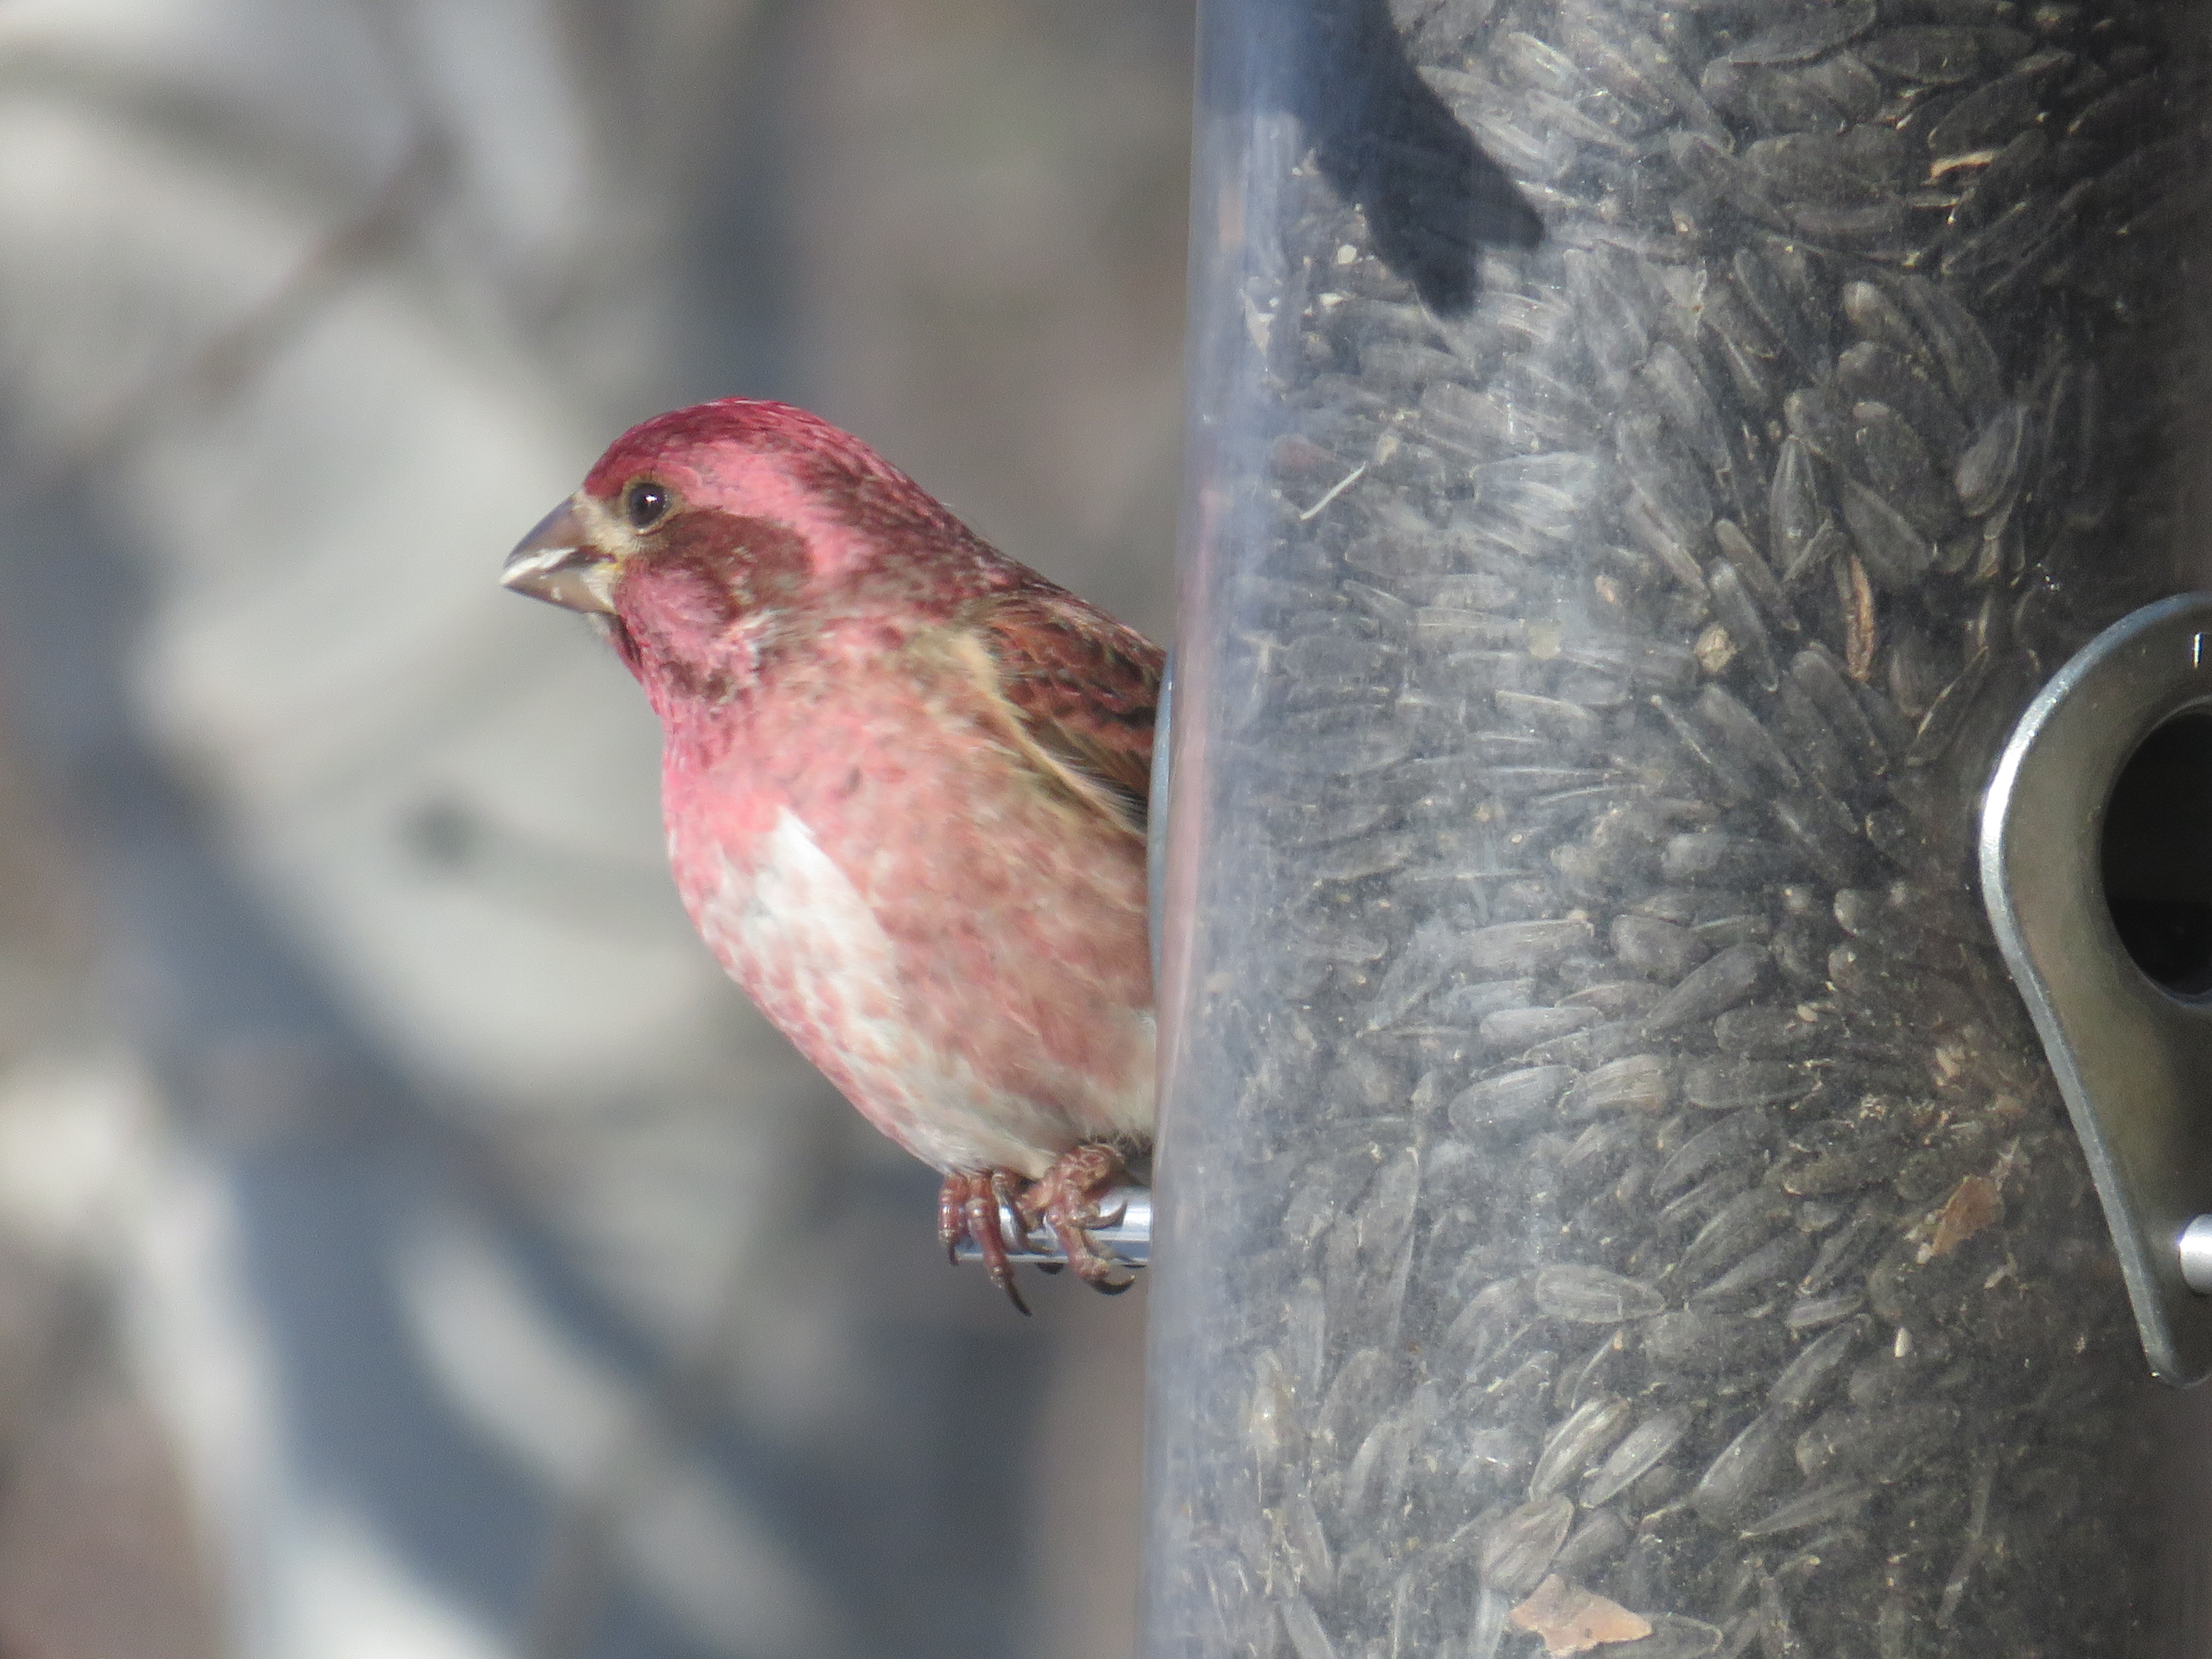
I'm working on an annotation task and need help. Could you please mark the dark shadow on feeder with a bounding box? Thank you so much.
[1292,0,1544,315]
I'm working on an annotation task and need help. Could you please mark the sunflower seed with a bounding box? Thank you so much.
[1860,26,2006,84]
[1768,1318,1868,1414]
[1644,342,1736,474]
[1927,49,2075,155]
[1468,920,1598,977]
[1733,248,1828,381]
[1836,474,1934,590]
[1783,385,1854,467]
[1726,0,1878,66]
[1643,943,1775,1036]
[1615,914,1714,981]
[1706,60,1848,138]
[1563,1053,1676,1118]
[1697,685,1800,786]
[1949,126,2054,229]
[1801,1199,1898,1295]
[1480,1494,1577,1596]
[1741,1480,1872,1538]
[1712,519,1798,628]
[1654,1111,1779,1206]
[1824,50,1893,114]
[1676,1185,1793,1281]
[1680,1057,1818,1112]
[1692,1409,1796,1527]
[1837,342,1969,463]
[1452,1066,1575,1133]
[1692,1229,1816,1304]
[1532,1394,1635,1496]
[1795,1400,1963,1482]
[1953,402,2027,515]
[1585,1409,1694,1506]
[1886,275,2005,418]
[1850,402,1955,537]
[1783,1289,1865,1330]
[1535,1263,1666,1323]
[1555,1505,1638,1582]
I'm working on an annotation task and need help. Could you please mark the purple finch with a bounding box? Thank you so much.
[502,399,1159,1307]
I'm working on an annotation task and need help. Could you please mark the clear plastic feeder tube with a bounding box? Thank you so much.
[1145,2,2212,1656]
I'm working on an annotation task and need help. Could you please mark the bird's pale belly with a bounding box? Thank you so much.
[680,805,1152,1176]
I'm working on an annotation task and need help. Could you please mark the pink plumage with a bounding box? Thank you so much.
[502,398,1160,1305]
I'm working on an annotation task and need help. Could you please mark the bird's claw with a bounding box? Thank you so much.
[1019,1144,1138,1294]
[943,1147,1138,1304]
[940,1170,1031,1313]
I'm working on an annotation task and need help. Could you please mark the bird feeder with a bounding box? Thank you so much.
[1143,2,2212,1655]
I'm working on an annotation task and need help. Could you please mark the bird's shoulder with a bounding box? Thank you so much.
[933,583,1164,838]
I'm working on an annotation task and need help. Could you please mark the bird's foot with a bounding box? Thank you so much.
[1019,1144,1136,1294]
[939,1169,1031,1314]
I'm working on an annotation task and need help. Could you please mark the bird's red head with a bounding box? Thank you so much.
[502,399,1016,701]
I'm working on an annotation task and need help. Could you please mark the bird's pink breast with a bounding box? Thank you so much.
[659,633,1154,1176]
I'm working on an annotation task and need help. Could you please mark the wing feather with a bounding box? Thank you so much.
[955,586,1163,838]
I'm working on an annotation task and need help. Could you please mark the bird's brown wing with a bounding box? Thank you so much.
[954,586,1164,840]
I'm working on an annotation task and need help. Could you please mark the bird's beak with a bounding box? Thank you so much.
[502,499,619,614]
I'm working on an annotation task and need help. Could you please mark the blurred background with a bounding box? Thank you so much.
[0,3,1189,1656]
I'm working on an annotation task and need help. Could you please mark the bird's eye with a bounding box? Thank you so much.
[625,481,670,530]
